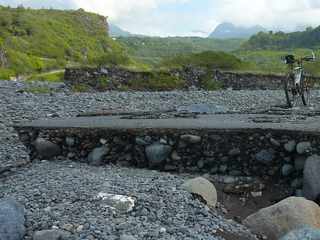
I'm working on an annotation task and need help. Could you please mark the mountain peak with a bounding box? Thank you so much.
[109,23,132,37]
[209,22,266,39]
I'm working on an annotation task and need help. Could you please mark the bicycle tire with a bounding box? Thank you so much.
[284,74,294,108]
[301,74,310,106]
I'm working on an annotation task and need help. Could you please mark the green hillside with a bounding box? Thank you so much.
[235,49,320,76]
[242,27,320,50]
[0,6,130,79]
[161,51,250,70]
[117,36,245,65]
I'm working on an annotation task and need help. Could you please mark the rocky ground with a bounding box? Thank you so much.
[1,80,320,240]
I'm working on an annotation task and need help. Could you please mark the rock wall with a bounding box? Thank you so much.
[64,66,150,90]
[216,71,283,90]
[16,127,319,194]
[64,66,320,91]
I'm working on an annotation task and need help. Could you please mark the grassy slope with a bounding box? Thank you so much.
[0,6,130,79]
[235,49,320,76]
[236,27,320,76]
[117,36,245,66]
[117,36,320,77]
[160,51,251,70]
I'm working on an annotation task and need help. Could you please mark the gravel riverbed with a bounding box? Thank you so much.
[0,80,319,240]
[1,80,288,168]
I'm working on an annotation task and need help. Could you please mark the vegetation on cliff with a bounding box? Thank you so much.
[0,6,130,79]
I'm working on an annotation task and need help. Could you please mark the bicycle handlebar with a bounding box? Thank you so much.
[302,56,315,62]
[282,52,316,64]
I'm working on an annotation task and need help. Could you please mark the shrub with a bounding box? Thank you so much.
[27,71,64,82]
[127,70,185,91]
[72,83,90,92]
[97,76,109,89]
[199,71,223,90]
[0,68,15,80]
[24,86,52,94]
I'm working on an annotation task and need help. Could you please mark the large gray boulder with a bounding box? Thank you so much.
[0,198,25,240]
[145,143,171,169]
[88,146,109,166]
[243,197,320,239]
[280,227,320,240]
[303,155,320,200]
[33,230,73,240]
[34,138,61,159]
[181,177,217,208]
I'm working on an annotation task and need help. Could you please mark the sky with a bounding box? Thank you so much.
[1,0,320,37]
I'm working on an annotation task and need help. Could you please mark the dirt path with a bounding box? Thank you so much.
[12,69,65,81]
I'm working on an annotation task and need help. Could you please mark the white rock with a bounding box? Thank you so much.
[96,193,135,213]
[180,135,202,144]
[181,177,217,208]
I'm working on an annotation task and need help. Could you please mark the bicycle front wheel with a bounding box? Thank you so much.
[301,74,311,106]
[284,74,295,108]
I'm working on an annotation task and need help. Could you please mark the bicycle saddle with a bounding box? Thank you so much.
[284,55,295,64]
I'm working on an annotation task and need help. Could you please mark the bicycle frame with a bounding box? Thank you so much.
[286,58,305,87]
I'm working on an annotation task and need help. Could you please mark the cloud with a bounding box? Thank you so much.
[72,0,190,20]
[212,0,320,31]
[0,0,75,9]
[0,0,319,36]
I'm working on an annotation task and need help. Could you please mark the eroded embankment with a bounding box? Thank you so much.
[14,121,318,192]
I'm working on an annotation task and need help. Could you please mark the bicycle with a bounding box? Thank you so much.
[282,52,316,108]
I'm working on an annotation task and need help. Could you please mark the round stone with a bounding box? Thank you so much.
[181,177,217,208]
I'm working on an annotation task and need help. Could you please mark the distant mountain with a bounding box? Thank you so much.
[209,22,266,39]
[109,23,132,37]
